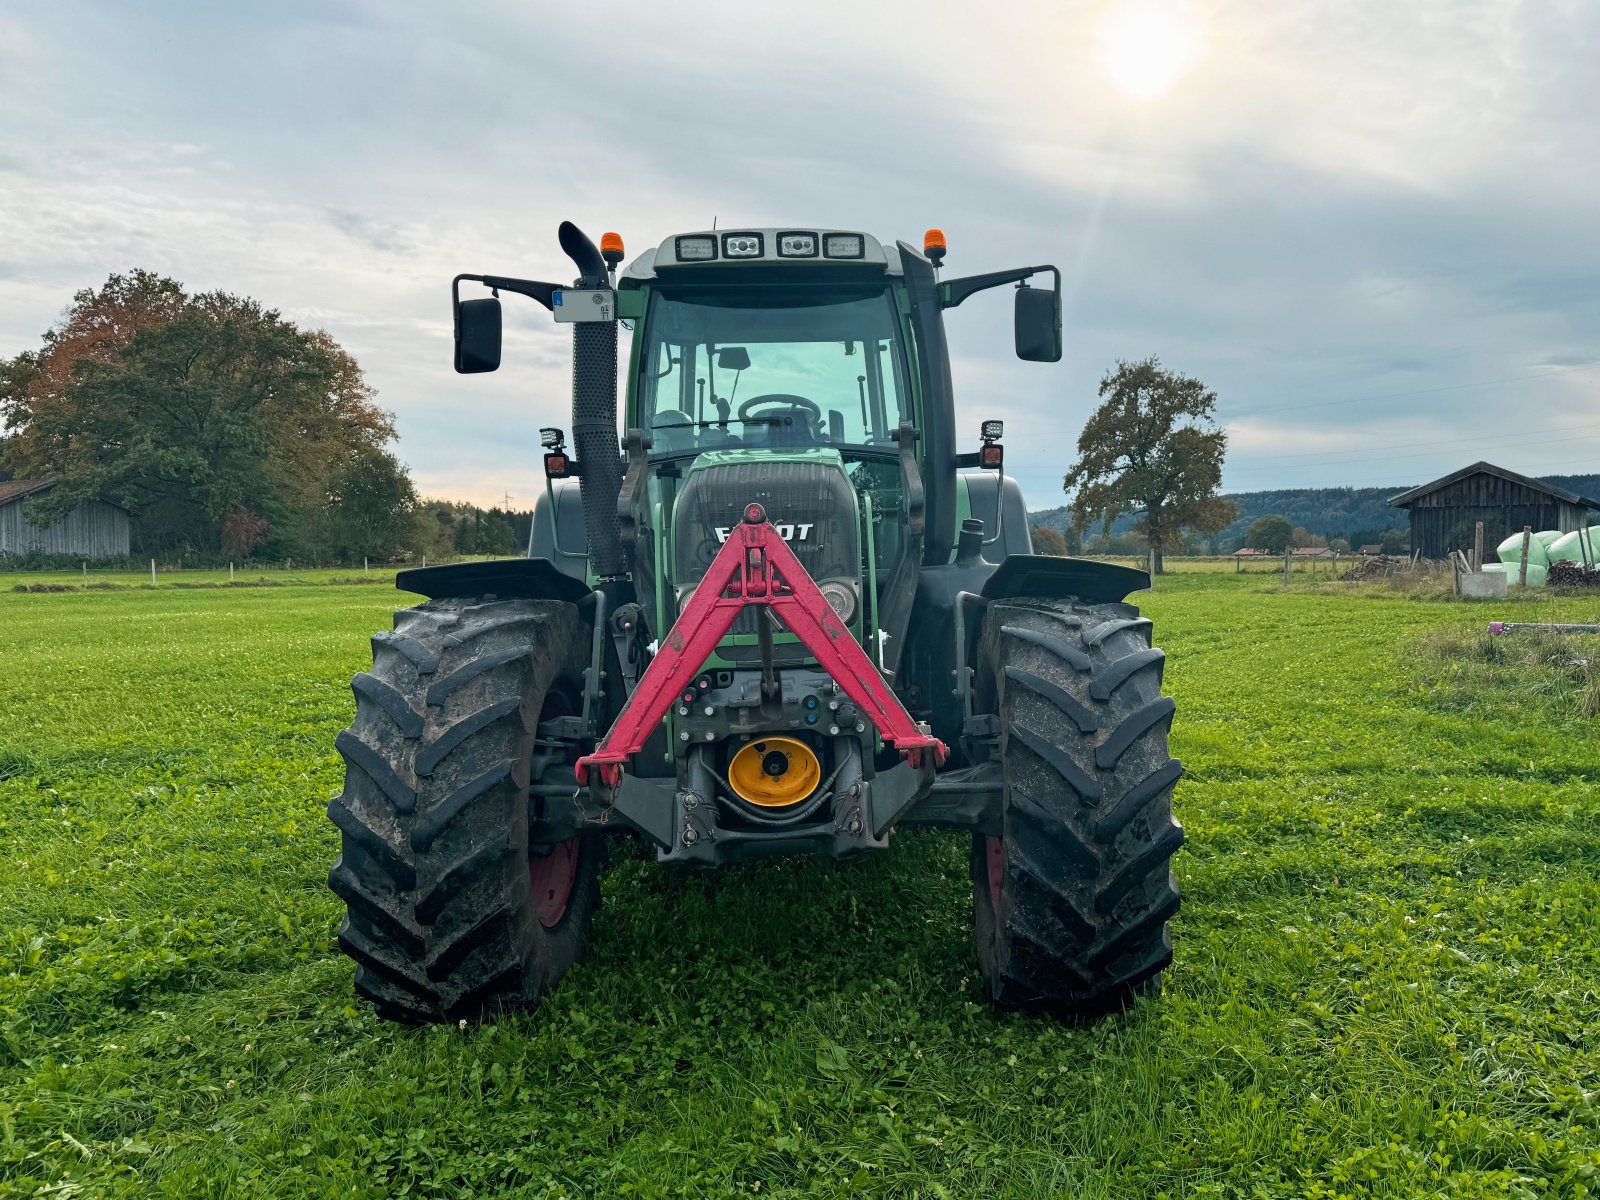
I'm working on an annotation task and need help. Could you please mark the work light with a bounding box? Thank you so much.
[777,232,818,257]
[675,235,716,261]
[722,233,763,258]
[822,233,865,259]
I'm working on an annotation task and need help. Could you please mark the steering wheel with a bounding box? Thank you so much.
[737,393,822,424]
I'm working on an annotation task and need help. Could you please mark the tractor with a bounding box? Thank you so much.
[327,222,1183,1024]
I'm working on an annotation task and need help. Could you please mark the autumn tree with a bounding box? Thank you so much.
[1030,525,1069,556]
[1063,357,1236,574]
[1,271,409,561]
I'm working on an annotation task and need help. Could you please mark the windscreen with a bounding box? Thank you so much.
[637,288,913,454]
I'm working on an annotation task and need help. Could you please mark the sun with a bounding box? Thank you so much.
[1096,1,1207,102]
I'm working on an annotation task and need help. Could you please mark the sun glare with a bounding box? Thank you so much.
[1096,1,1206,102]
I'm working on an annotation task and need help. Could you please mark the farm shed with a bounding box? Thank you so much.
[1390,462,1600,560]
[0,480,130,559]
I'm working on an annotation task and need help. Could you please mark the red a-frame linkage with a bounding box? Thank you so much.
[575,502,946,787]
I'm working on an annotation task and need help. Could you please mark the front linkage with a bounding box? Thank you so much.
[574,502,946,856]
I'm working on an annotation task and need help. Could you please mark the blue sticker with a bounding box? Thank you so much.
[553,291,564,306]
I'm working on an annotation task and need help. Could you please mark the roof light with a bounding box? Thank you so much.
[777,232,818,258]
[675,235,716,261]
[722,232,764,258]
[822,233,865,259]
[981,419,1003,441]
[600,231,624,267]
[923,228,947,266]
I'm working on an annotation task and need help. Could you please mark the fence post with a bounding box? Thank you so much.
[364,557,369,577]
[230,561,235,582]
[1519,525,1531,587]
[1473,521,1484,572]
[151,558,157,585]
[1283,549,1292,583]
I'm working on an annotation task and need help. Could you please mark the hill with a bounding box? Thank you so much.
[1030,473,1600,549]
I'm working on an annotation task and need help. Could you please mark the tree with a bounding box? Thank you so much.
[1,272,404,561]
[1245,515,1293,555]
[1329,536,1350,554]
[221,509,269,559]
[326,447,418,561]
[1030,525,1069,556]
[1063,357,1237,574]
[1379,527,1406,555]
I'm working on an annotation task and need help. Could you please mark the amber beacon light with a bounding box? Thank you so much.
[923,228,947,266]
[600,231,625,268]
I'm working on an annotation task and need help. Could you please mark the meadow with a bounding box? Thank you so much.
[1,573,1597,1197]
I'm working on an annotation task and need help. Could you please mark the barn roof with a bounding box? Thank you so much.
[0,479,128,513]
[1389,461,1600,509]
[0,479,53,506]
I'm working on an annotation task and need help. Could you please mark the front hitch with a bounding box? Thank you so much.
[575,502,946,790]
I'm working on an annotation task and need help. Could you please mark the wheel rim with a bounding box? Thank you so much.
[985,834,1005,914]
[530,839,580,928]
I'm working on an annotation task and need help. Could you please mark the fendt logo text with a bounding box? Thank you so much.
[714,523,814,543]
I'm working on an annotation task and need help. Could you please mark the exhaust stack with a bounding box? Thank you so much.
[558,221,627,581]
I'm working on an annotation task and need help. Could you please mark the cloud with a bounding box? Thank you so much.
[0,0,1597,505]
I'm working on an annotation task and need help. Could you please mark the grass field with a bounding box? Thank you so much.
[2,574,1597,1197]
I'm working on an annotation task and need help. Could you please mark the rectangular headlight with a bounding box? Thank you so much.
[675,235,717,262]
[777,232,818,258]
[822,233,865,259]
[721,232,764,258]
[981,419,1004,440]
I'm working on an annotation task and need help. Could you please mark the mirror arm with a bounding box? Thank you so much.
[939,265,1059,309]
[453,273,562,313]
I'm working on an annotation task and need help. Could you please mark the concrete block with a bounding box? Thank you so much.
[1459,572,1509,599]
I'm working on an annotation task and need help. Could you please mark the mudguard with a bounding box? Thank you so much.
[981,554,1149,605]
[396,557,592,605]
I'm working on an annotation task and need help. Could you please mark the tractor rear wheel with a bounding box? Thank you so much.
[327,596,601,1024]
[971,597,1183,1019]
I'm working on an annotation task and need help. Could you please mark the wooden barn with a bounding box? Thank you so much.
[0,480,130,559]
[1389,461,1600,559]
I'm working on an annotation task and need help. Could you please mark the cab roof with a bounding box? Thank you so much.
[621,228,907,288]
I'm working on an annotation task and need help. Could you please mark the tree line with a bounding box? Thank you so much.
[0,271,525,565]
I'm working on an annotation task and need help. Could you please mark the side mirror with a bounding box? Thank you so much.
[1014,285,1061,362]
[455,297,502,374]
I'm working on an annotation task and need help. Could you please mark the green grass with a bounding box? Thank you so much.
[1,576,1597,1198]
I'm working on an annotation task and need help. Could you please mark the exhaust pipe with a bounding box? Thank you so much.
[558,221,627,581]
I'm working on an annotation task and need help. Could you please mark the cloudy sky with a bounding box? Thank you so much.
[2,0,1596,506]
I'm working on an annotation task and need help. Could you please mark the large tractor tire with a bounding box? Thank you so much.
[971,597,1183,1019]
[327,597,601,1024]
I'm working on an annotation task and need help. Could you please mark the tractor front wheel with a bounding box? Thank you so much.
[327,597,602,1024]
[971,597,1183,1019]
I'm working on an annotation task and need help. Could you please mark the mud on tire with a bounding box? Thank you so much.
[327,597,601,1024]
[971,597,1183,1019]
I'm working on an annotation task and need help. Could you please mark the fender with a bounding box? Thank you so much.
[981,554,1149,605]
[396,557,592,605]
[899,554,1149,753]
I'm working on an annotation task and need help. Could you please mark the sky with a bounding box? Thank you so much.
[1,0,1596,508]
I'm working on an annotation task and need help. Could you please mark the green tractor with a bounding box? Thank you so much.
[327,223,1182,1024]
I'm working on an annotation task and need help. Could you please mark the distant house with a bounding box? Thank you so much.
[1390,461,1600,559]
[1358,544,1384,556]
[1231,547,1272,557]
[1292,546,1334,557]
[0,480,130,559]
